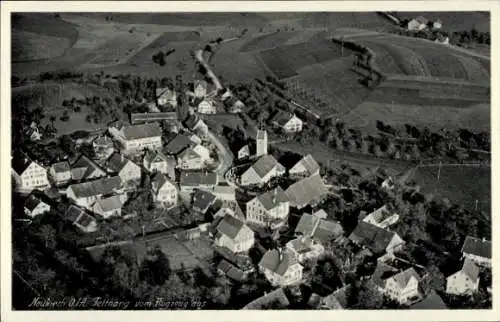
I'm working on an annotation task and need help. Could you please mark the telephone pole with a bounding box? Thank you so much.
[437,161,442,181]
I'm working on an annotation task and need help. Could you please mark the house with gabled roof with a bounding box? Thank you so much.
[461,236,491,268]
[179,171,218,193]
[217,259,248,282]
[66,176,124,210]
[246,187,290,229]
[177,145,211,170]
[12,155,50,192]
[143,149,169,175]
[24,194,50,218]
[289,154,320,179]
[151,172,178,207]
[286,236,324,263]
[65,205,98,233]
[212,199,246,222]
[259,248,303,287]
[243,288,290,309]
[295,213,343,244]
[91,195,123,219]
[197,98,216,114]
[308,285,352,309]
[105,152,141,183]
[372,262,421,304]
[410,290,447,309]
[362,205,400,229]
[70,154,107,182]
[446,258,480,295]
[194,80,208,98]
[240,155,285,187]
[184,113,209,138]
[348,221,405,256]
[285,174,328,209]
[49,161,71,186]
[156,87,177,107]
[192,189,217,214]
[109,122,162,155]
[214,214,255,253]
[270,110,303,133]
[165,133,192,155]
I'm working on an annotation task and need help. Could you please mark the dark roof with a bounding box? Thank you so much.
[461,236,491,259]
[184,113,200,130]
[12,154,34,175]
[106,152,133,173]
[156,87,175,99]
[216,214,246,240]
[75,212,96,228]
[24,195,44,211]
[217,259,246,282]
[255,187,289,211]
[65,205,85,222]
[313,220,344,243]
[121,123,162,140]
[51,161,70,173]
[165,134,192,155]
[372,262,399,288]
[71,154,106,180]
[131,112,177,125]
[349,222,399,254]
[259,248,298,276]
[291,154,320,175]
[285,174,328,208]
[244,288,290,309]
[411,290,447,310]
[68,176,122,198]
[95,195,123,212]
[250,155,284,179]
[143,149,168,165]
[151,172,175,192]
[270,110,296,127]
[192,189,217,212]
[179,171,217,187]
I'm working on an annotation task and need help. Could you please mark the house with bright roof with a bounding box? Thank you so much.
[285,174,328,209]
[49,161,71,186]
[270,110,303,133]
[246,187,290,229]
[461,236,491,268]
[109,122,162,155]
[156,87,177,107]
[24,195,50,218]
[177,145,211,170]
[179,171,218,194]
[372,262,421,304]
[12,155,50,192]
[66,176,124,210]
[69,154,107,182]
[240,155,285,187]
[194,80,208,98]
[214,214,255,253]
[91,195,123,219]
[143,149,169,175]
[286,237,324,263]
[289,154,320,179]
[105,152,142,183]
[259,248,303,287]
[362,205,400,229]
[197,99,216,114]
[446,258,480,295]
[151,172,178,208]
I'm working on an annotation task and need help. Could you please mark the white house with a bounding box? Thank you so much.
[362,205,400,229]
[151,173,178,207]
[109,123,163,155]
[373,263,421,304]
[12,156,50,192]
[271,111,303,133]
[49,161,71,186]
[289,154,320,178]
[105,152,142,183]
[259,248,303,287]
[194,80,208,98]
[197,99,216,114]
[461,236,491,268]
[446,258,480,295]
[211,185,236,201]
[91,195,123,219]
[214,214,255,253]
[66,176,124,210]
[286,237,324,263]
[143,149,169,174]
[156,87,177,107]
[240,155,285,186]
[246,187,290,229]
[24,195,50,218]
[238,145,250,160]
[177,145,211,170]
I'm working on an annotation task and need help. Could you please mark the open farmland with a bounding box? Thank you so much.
[395,12,490,32]
[413,165,491,214]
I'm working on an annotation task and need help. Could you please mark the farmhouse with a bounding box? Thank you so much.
[361,205,399,229]
[179,171,218,193]
[192,189,217,214]
[177,145,211,170]
[91,195,123,219]
[197,99,216,114]
[65,205,98,233]
[151,173,178,208]
[348,221,405,256]
[461,236,491,268]
[240,155,285,187]
[66,176,124,210]
[373,262,421,304]
[295,213,344,244]
[105,153,142,183]
[259,248,303,287]
[70,154,107,182]
[270,110,303,133]
[246,187,290,229]
[165,133,192,155]
[49,161,71,186]
[109,123,162,155]
[289,154,320,178]
[156,87,177,107]
[12,156,50,192]
[24,195,50,218]
[214,214,255,253]
[285,174,328,209]
[143,149,169,175]
[446,258,480,295]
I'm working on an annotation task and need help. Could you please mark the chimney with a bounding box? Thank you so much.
[272,188,277,205]
[277,247,283,262]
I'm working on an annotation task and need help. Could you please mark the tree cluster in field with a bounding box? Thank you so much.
[152,49,176,66]
[396,28,490,46]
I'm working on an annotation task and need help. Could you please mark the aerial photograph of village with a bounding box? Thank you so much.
[10,11,491,310]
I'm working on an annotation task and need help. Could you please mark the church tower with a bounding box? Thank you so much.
[256,129,268,157]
